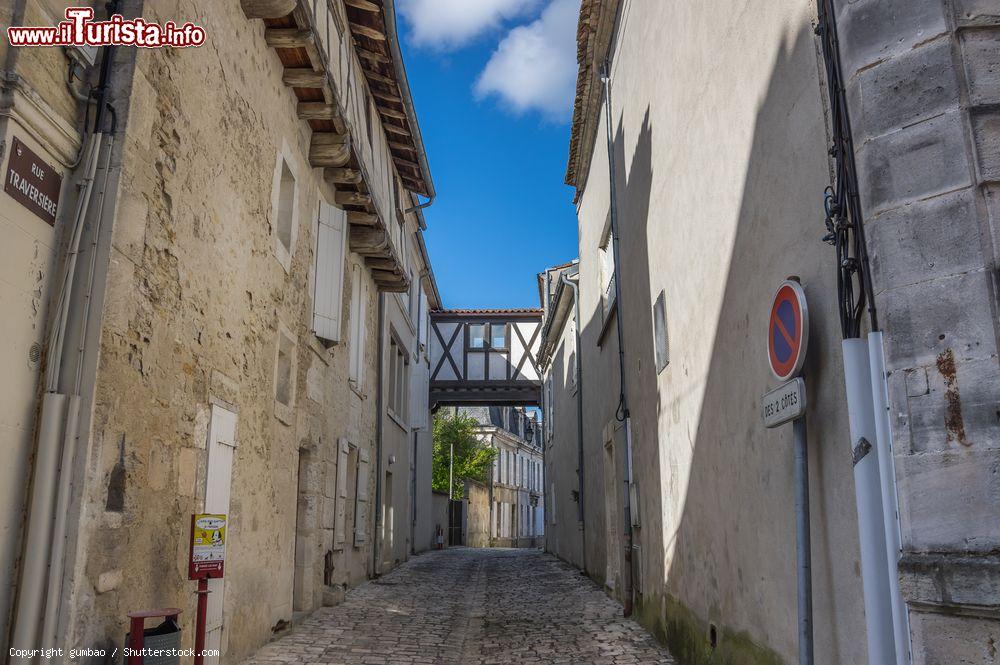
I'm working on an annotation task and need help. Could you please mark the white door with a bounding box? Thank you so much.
[204,405,237,664]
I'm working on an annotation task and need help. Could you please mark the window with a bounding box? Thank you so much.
[468,323,508,351]
[469,324,486,349]
[490,323,508,350]
[653,290,670,373]
[270,144,299,271]
[348,262,368,389]
[313,202,347,343]
[274,323,297,422]
[599,224,616,319]
[388,335,408,421]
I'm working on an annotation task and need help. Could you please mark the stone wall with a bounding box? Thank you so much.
[835,0,1000,659]
[60,2,383,660]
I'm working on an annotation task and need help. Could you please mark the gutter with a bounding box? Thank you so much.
[414,224,442,309]
[382,0,436,204]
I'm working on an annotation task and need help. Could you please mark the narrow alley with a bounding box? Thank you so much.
[244,549,674,665]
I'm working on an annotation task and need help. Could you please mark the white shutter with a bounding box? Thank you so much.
[334,438,349,549]
[354,448,370,547]
[409,355,428,430]
[418,292,429,349]
[205,405,237,662]
[313,202,347,342]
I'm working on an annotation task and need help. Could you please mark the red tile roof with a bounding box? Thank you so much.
[432,308,543,315]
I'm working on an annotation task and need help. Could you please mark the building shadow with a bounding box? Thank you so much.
[575,22,869,665]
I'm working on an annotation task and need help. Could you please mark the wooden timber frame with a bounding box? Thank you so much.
[240,0,432,293]
[429,310,544,408]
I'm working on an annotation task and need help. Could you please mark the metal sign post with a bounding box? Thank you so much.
[189,514,227,665]
[763,280,813,665]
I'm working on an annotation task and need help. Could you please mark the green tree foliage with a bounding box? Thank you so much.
[432,412,497,498]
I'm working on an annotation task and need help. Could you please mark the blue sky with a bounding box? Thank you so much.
[396,0,581,309]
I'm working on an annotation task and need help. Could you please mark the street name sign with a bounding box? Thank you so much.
[767,280,809,381]
[762,378,807,428]
[4,136,61,226]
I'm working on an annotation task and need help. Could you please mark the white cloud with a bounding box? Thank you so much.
[397,0,540,49]
[474,0,579,120]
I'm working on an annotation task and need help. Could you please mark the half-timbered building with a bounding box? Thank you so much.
[429,309,543,408]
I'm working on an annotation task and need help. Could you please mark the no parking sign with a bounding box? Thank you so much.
[767,280,809,382]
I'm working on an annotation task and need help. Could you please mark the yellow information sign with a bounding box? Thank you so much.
[189,513,227,579]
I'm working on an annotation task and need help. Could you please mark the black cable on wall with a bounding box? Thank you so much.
[816,0,879,339]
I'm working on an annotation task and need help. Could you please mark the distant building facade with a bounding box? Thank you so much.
[459,406,544,549]
[541,0,1000,664]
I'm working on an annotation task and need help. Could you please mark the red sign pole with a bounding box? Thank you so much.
[127,615,143,665]
[193,578,210,665]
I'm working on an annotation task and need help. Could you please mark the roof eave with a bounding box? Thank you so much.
[382,0,435,200]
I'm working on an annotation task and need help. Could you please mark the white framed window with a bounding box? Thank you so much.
[313,201,348,343]
[468,323,486,349]
[270,141,299,272]
[348,261,368,390]
[599,224,616,319]
[387,335,409,422]
[653,290,670,373]
[490,323,508,350]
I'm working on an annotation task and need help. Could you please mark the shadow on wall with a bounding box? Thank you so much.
[578,24,868,665]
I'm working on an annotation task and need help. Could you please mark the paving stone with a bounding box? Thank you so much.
[243,548,674,665]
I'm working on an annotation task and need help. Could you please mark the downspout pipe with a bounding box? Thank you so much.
[373,293,386,577]
[12,13,119,653]
[561,274,586,574]
[601,58,636,617]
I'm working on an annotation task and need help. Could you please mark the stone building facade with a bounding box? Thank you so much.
[460,406,544,549]
[2,0,439,661]
[542,0,1000,664]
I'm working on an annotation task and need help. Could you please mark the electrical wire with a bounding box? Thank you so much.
[816,0,879,339]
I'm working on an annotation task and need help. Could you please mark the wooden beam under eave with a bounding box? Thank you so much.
[350,24,386,41]
[240,0,296,19]
[310,133,350,167]
[347,211,379,226]
[345,0,380,11]
[382,123,411,137]
[335,190,372,207]
[283,68,326,88]
[350,226,390,255]
[389,140,416,153]
[362,68,396,86]
[356,46,389,64]
[378,106,406,120]
[365,256,398,270]
[371,89,403,104]
[376,275,410,293]
[264,28,313,48]
[325,167,363,185]
[391,155,418,169]
[297,102,338,120]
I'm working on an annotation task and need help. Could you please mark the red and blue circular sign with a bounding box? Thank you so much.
[768,280,809,381]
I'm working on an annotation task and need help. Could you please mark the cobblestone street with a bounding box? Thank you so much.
[243,548,674,664]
